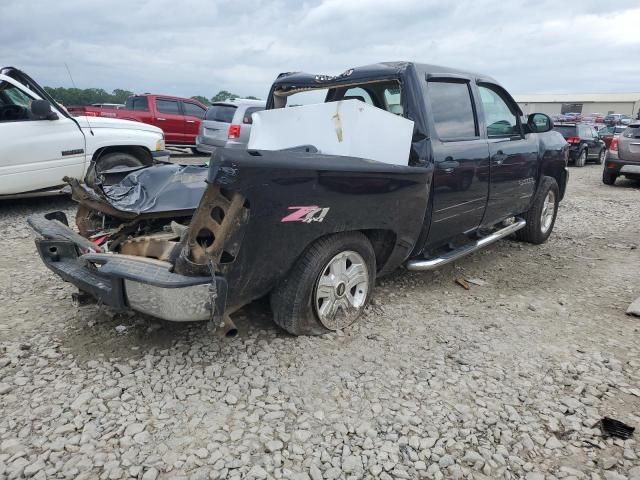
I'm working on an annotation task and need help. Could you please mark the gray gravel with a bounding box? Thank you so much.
[1,164,639,479]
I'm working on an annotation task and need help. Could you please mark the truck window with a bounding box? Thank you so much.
[342,87,374,106]
[183,102,206,119]
[285,89,328,107]
[205,105,237,123]
[478,85,519,137]
[427,81,477,140]
[383,87,403,115]
[156,99,181,115]
[126,96,149,112]
[0,81,33,122]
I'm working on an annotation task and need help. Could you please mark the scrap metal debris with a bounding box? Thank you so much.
[600,417,635,439]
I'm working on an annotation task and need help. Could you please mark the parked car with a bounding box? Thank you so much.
[604,113,632,126]
[68,94,207,153]
[597,125,627,149]
[28,61,568,336]
[564,112,582,122]
[195,99,265,155]
[0,67,169,198]
[553,123,607,166]
[603,123,640,185]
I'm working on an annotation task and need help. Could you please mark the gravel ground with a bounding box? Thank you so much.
[0,163,639,480]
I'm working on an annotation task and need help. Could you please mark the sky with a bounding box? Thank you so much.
[1,0,639,99]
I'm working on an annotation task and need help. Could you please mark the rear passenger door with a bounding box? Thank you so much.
[478,83,539,226]
[181,101,206,143]
[425,79,490,245]
[155,98,184,144]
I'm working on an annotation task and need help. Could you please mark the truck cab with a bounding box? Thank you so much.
[0,67,169,197]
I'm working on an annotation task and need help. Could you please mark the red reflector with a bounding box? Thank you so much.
[610,137,619,151]
[607,162,617,169]
[228,124,241,139]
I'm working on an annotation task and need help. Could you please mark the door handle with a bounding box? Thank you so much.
[493,151,507,166]
[186,120,196,123]
[157,118,166,121]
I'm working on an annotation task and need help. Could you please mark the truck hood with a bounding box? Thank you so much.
[75,116,163,135]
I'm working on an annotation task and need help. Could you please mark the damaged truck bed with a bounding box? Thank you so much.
[28,61,569,336]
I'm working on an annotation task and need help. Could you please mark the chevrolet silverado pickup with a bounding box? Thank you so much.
[0,67,170,197]
[68,94,208,153]
[28,62,569,336]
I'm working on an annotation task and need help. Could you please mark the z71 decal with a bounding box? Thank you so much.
[281,206,330,223]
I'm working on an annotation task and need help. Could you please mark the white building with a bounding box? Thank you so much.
[515,93,640,117]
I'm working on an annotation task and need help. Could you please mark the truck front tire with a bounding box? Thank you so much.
[516,176,559,245]
[270,232,376,336]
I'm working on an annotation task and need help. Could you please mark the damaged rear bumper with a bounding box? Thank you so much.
[28,212,227,322]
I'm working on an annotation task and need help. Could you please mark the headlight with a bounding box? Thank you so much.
[155,139,165,151]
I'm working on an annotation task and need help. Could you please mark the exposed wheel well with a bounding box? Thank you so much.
[542,164,567,201]
[92,146,153,165]
[360,229,397,272]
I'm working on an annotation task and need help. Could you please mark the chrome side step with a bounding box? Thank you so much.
[405,218,526,271]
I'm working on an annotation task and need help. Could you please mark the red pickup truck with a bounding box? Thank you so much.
[68,94,207,152]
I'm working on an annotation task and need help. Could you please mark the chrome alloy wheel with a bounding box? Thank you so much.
[540,189,556,234]
[313,250,369,330]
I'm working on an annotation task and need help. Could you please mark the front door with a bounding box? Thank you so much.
[425,80,490,245]
[477,83,538,226]
[155,98,185,144]
[0,79,85,195]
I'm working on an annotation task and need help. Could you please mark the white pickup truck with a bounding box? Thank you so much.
[0,67,170,197]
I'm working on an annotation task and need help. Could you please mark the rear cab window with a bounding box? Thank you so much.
[205,104,237,123]
[271,81,403,116]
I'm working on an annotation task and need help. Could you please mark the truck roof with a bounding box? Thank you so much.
[272,61,499,89]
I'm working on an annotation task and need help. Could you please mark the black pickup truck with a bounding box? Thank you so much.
[29,62,569,336]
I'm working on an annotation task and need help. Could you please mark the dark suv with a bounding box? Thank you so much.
[553,123,607,167]
[603,123,640,185]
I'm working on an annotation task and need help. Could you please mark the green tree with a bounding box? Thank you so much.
[190,95,211,105]
[211,90,238,102]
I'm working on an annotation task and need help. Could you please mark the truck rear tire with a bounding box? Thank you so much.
[575,149,587,167]
[85,152,144,187]
[270,232,376,336]
[516,176,559,245]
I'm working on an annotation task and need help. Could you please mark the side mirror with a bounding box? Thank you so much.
[527,113,553,133]
[31,100,58,120]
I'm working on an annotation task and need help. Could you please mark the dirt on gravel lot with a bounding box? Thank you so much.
[0,164,639,480]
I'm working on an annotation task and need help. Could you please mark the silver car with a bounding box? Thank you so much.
[195,99,266,154]
[603,123,640,185]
